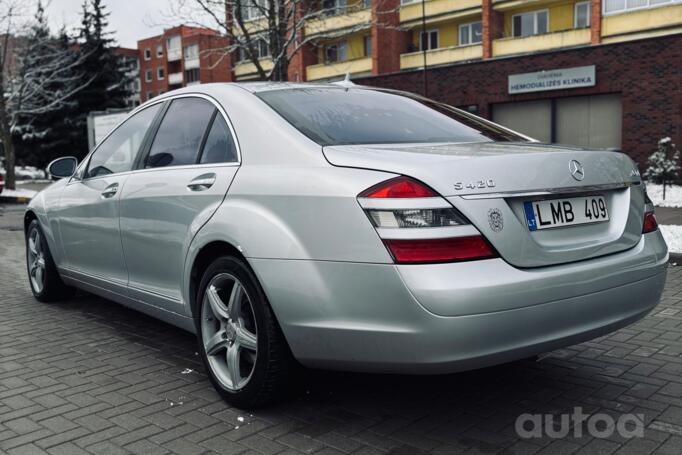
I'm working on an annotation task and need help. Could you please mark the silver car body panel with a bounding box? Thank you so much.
[26,82,669,374]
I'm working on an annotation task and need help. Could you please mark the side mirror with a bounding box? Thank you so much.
[47,157,78,179]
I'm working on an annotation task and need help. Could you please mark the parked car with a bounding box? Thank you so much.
[25,83,668,408]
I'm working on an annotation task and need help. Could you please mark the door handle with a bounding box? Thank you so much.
[101,183,119,199]
[187,173,216,191]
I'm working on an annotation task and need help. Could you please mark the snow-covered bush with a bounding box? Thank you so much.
[645,137,681,200]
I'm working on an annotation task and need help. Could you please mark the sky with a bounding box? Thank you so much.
[45,0,181,48]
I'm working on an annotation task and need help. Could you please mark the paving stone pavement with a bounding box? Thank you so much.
[1,203,681,455]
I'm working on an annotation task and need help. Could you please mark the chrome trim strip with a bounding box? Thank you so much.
[357,197,452,210]
[376,225,479,240]
[457,182,637,200]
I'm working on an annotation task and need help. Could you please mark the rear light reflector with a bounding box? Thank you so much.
[359,176,436,198]
[643,211,658,233]
[383,236,498,264]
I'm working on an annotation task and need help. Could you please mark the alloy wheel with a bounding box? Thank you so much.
[201,273,258,391]
[28,227,46,294]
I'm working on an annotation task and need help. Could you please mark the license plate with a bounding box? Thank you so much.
[524,196,609,231]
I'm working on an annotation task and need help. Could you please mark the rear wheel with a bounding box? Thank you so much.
[26,220,75,302]
[195,256,295,408]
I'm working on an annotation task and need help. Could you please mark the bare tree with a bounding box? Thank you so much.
[0,0,91,190]
[168,0,395,81]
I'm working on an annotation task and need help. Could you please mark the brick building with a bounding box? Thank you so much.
[231,0,681,164]
[137,25,231,103]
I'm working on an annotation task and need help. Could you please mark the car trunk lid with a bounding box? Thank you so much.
[324,142,645,268]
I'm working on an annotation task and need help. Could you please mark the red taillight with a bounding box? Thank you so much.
[643,211,658,233]
[359,176,436,198]
[383,236,498,264]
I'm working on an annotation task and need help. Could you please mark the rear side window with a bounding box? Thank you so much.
[256,88,525,146]
[86,103,161,178]
[146,97,215,168]
[200,115,238,164]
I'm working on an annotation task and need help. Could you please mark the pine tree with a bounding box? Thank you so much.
[70,0,132,156]
[645,137,681,200]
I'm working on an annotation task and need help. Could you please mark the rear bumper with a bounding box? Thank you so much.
[250,231,668,374]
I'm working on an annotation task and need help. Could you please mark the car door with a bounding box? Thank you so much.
[119,96,240,313]
[56,103,163,292]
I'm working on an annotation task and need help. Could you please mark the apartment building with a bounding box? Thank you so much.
[228,0,680,163]
[137,25,231,103]
[112,47,141,107]
[353,0,682,164]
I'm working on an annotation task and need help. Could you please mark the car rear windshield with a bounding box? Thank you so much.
[256,88,526,146]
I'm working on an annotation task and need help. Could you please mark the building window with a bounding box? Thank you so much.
[186,68,200,83]
[575,2,591,28]
[322,0,347,16]
[239,0,266,20]
[144,48,151,60]
[156,44,163,58]
[157,67,165,80]
[184,43,199,59]
[459,21,482,46]
[145,69,152,82]
[364,35,372,57]
[604,0,681,14]
[419,29,438,51]
[237,37,270,62]
[324,41,348,63]
[512,10,549,37]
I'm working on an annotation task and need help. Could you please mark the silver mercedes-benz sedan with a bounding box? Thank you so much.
[25,83,668,407]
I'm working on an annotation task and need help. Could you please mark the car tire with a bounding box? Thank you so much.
[195,256,296,408]
[26,219,75,302]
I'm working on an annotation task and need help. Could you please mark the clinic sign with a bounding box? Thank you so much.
[509,65,596,94]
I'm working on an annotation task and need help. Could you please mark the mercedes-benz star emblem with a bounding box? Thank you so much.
[569,160,585,181]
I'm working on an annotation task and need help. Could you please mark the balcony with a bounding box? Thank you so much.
[306,56,372,81]
[167,47,182,62]
[400,0,480,25]
[168,72,183,85]
[602,3,682,42]
[304,8,371,36]
[185,56,200,70]
[234,58,274,80]
[493,29,591,57]
[400,44,483,70]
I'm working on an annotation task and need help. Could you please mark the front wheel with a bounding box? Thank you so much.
[26,220,75,302]
[196,256,296,408]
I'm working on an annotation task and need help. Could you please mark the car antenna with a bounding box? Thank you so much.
[332,73,355,89]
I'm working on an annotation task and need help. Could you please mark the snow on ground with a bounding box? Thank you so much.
[646,183,682,208]
[660,225,682,254]
[0,188,38,199]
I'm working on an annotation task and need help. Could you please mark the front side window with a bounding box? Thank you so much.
[459,21,482,45]
[200,115,238,164]
[256,88,526,146]
[575,2,591,27]
[420,30,438,51]
[86,104,162,178]
[145,98,215,168]
[512,10,549,37]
